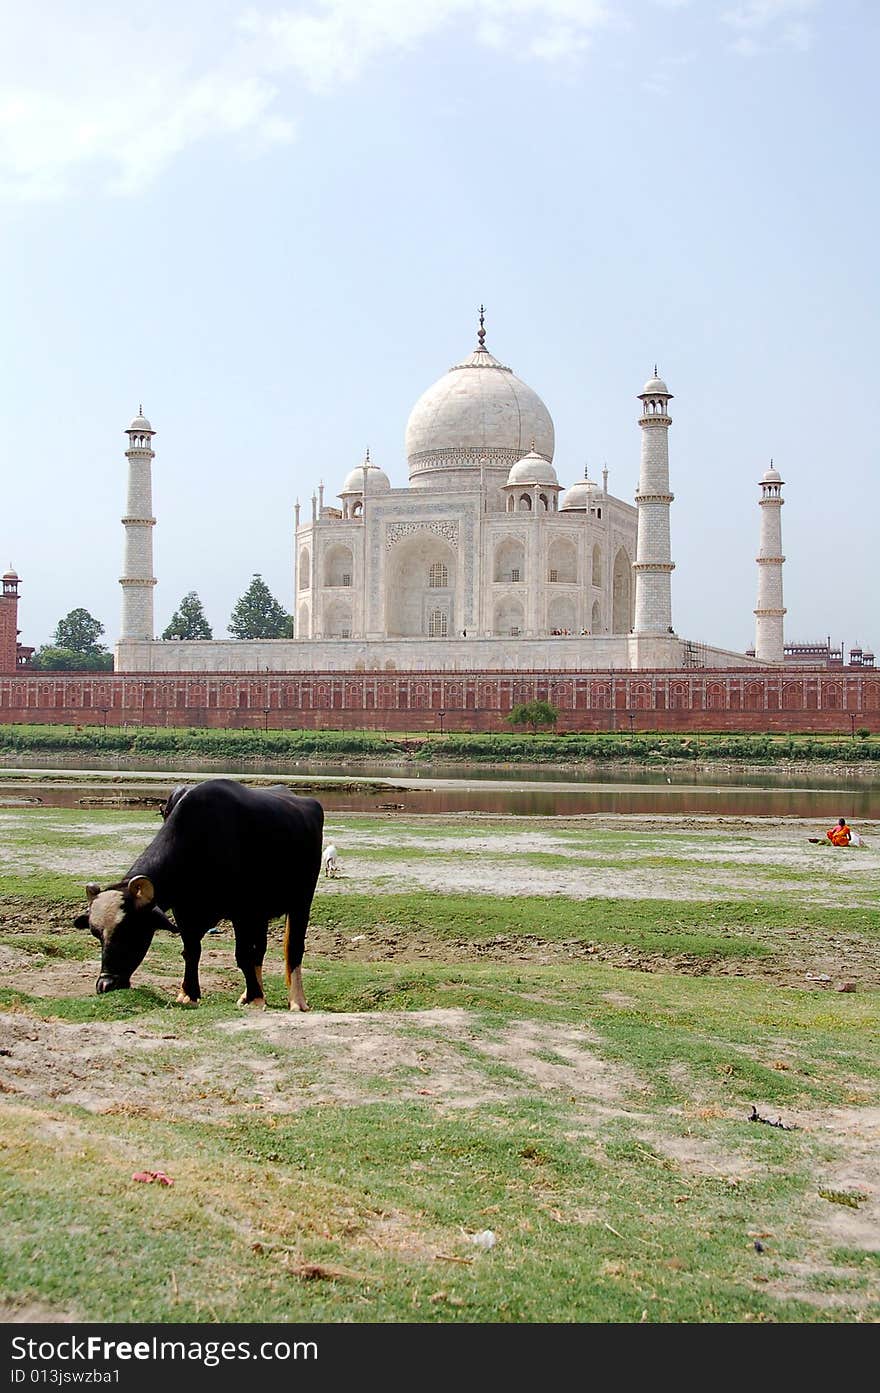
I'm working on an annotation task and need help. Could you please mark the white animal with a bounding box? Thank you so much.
[322,843,339,877]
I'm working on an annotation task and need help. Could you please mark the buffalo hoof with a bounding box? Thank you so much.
[288,998,310,1012]
[175,991,199,1006]
[237,992,266,1010]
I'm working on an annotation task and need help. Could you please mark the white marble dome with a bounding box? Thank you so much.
[406,339,554,484]
[127,410,154,432]
[506,448,558,486]
[559,477,597,511]
[639,374,671,397]
[340,459,391,495]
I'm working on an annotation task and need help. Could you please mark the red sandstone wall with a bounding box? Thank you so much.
[0,668,877,733]
[0,599,18,676]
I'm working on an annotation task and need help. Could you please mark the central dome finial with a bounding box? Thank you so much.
[405,315,555,481]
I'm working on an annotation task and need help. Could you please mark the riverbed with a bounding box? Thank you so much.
[0,755,878,818]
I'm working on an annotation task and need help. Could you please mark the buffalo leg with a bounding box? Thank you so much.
[234,920,268,1008]
[284,891,315,1012]
[177,931,204,1005]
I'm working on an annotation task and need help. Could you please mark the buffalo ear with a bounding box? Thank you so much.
[74,913,90,930]
[86,883,101,902]
[127,875,155,909]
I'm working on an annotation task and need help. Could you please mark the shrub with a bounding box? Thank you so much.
[508,701,559,733]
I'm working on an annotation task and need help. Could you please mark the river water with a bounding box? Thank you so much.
[0,752,878,819]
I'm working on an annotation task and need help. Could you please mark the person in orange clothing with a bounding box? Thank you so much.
[826,816,852,847]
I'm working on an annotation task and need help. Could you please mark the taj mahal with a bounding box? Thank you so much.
[115,312,784,675]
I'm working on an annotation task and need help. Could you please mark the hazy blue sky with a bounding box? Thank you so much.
[2,0,876,657]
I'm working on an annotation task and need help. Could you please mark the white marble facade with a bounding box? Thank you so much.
[115,317,777,674]
[295,325,639,648]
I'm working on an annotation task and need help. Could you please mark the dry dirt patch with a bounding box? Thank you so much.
[808,1106,880,1251]
[221,1006,640,1113]
[0,1299,76,1323]
[0,1006,638,1124]
[321,853,879,907]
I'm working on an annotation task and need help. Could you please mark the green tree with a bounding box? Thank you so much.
[508,700,559,733]
[30,608,113,671]
[54,608,106,654]
[162,592,213,640]
[228,575,293,639]
[29,646,113,672]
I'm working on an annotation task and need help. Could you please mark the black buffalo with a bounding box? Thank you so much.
[75,779,324,1010]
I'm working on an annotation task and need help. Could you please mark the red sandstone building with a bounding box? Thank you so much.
[2,573,876,734]
[0,569,33,674]
[0,668,876,734]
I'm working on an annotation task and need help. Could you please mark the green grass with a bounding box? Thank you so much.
[313,888,880,949]
[0,1097,820,1322]
[1,806,879,1323]
[341,841,874,881]
[2,881,878,980]
[2,958,878,1321]
[0,721,878,765]
[311,891,772,957]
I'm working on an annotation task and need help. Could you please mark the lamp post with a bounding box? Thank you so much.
[627,711,635,735]
[437,708,446,737]
[99,703,109,731]
[264,706,271,734]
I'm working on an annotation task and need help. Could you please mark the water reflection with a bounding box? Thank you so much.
[319,785,880,818]
[1,756,877,819]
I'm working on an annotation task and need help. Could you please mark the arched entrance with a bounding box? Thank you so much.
[612,548,632,634]
[385,535,457,637]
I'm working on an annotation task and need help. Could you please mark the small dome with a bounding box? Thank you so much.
[639,373,671,397]
[506,448,558,487]
[761,464,783,483]
[340,458,391,496]
[127,408,153,433]
[559,476,598,511]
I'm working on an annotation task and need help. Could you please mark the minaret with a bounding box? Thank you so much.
[0,567,21,674]
[633,369,675,635]
[120,407,157,641]
[754,460,785,662]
